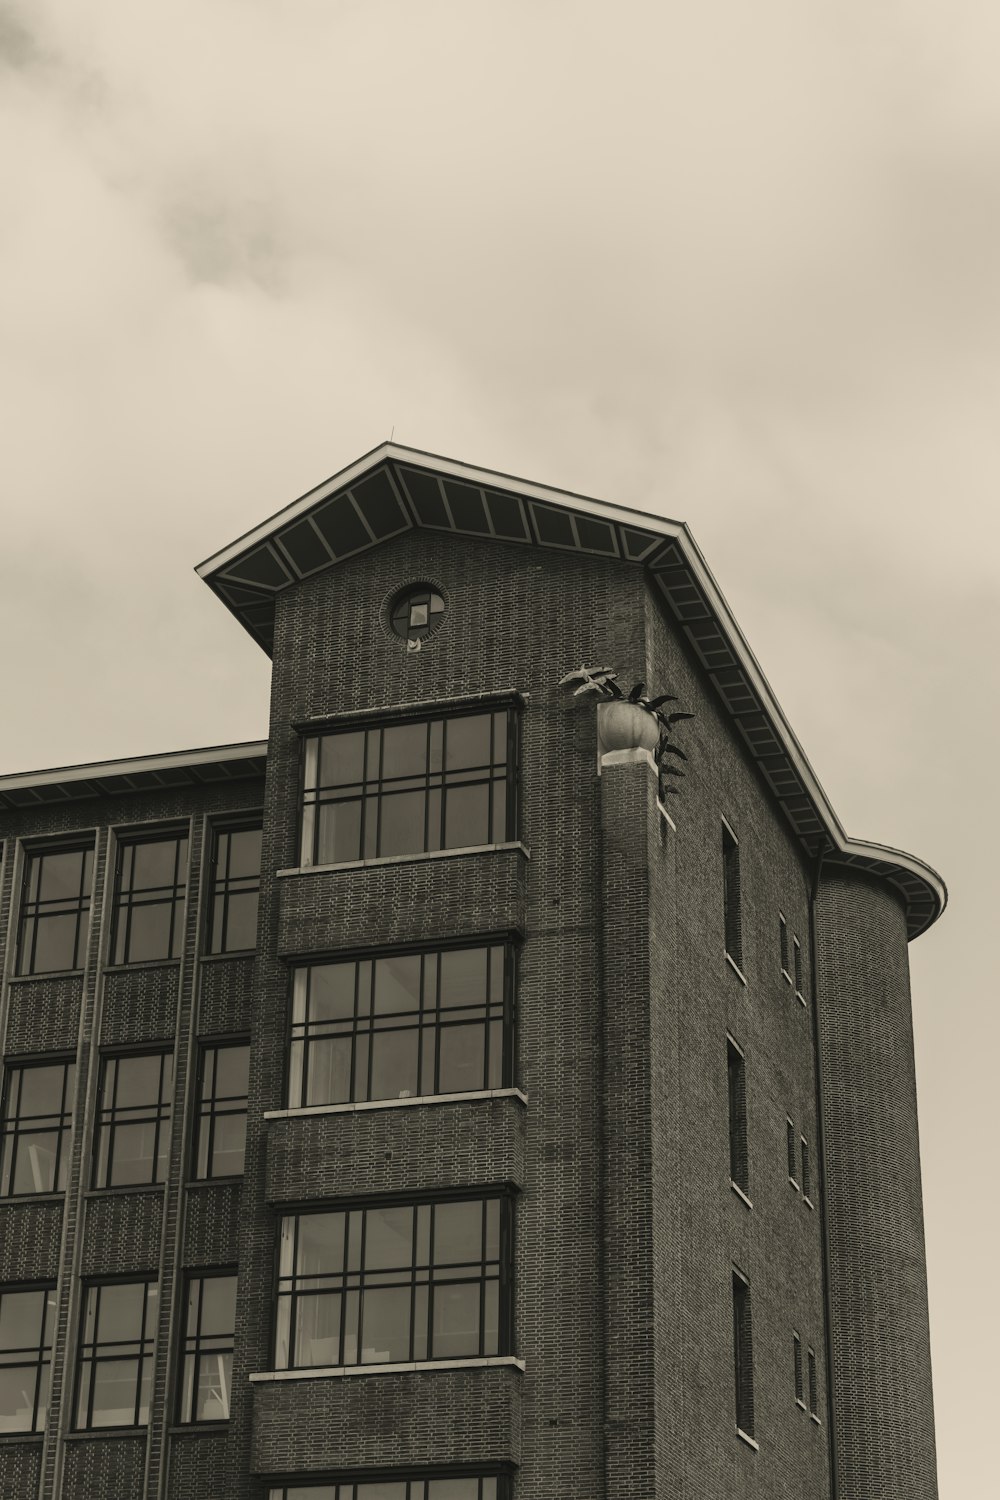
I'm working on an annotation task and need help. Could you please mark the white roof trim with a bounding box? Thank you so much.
[0,741,268,793]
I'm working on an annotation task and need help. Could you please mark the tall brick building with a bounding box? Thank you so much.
[0,444,944,1500]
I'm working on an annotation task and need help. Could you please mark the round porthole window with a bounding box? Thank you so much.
[389,583,446,643]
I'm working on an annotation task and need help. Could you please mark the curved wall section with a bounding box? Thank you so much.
[815,870,937,1500]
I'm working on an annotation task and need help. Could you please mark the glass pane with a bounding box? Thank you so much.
[123,902,174,962]
[487,1019,504,1089]
[445,714,492,770]
[108,1122,158,1185]
[29,913,79,973]
[483,1279,499,1354]
[438,947,488,1008]
[208,1113,246,1176]
[296,1213,344,1275]
[128,840,183,891]
[114,1054,170,1109]
[434,1201,483,1266]
[443,784,489,849]
[432,1282,480,1358]
[316,801,362,865]
[195,1351,232,1420]
[304,1036,351,1107]
[378,791,426,857]
[369,1030,419,1102]
[319,731,365,789]
[214,1047,249,1099]
[0,1290,43,1351]
[17,1065,65,1119]
[356,1483,408,1500]
[306,964,356,1021]
[200,1277,237,1337]
[11,1135,58,1194]
[380,722,428,779]
[226,826,262,878]
[137,1357,152,1425]
[89,1357,139,1426]
[37,849,86,901]
[429,1482,486,1500]
[35,1361,50,1429]
[0,1365,37,1432]
[373,953,422,1014]
[438,1025,486,1094]
[364,1206,413,1270]
[360,1286,410,1363]
[294,1293,341,1366]
[97,1283,146,1344]
[222,891,258,951]
[284,1489,340,1500]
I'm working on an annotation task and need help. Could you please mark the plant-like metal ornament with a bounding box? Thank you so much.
[558,665,695,794]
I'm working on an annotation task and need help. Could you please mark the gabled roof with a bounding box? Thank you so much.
[196,443,946,938]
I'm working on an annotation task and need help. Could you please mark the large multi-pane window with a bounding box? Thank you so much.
[75,1280,157,1429]
[289,945,510,1109]
[207,822,262,954]
[17,844,94,975]
[93,1052,173,1189]
[300,708,516,867]
[177,1272,236,1424]
[269,1482,502,1500]
[193,1043,249,1179]
[111,833,188,966]
[275,1196,509,1370]
[0,1285,55,1432]
[0,1059,75,1197]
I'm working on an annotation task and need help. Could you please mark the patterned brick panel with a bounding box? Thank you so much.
[100,964,179,1047]
[4,975,81,1054]
[80,1191,163,1276]
[264,1096,525,1204]
[0,1200,63,1282]
[276,848,528,959]
[198,957,254,1038]
[166,1431,230,1500]
[182,1183,242,1268]
[61,1436,147,1500]
[815,870,938,1500]
[0,1439,43,1499]
[250,1366,522,1476]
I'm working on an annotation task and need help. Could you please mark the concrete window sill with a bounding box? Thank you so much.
[725,953,748,986]
[264,1087,527,1121]
[730,1181,753,1210]
[250,1354,525,1383]
[736,1427,759,1451]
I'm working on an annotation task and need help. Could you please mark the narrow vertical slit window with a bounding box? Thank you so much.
[722,823,742,970]
[727,1039,749,1196]
[0,1059,75,1197]
[793,936,805,1001]
[779,913,791,982]
[793,1330,805,1407]
[732,1268,754,1439]
[207,822,262,954]
[787,1118,799,1188]
[17,844,94,975]
[808,1346,820,1420]
[801,1137,812,1203]
[177,1271,236,1423]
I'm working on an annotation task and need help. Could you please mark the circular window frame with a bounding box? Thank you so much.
[382,580,449,647]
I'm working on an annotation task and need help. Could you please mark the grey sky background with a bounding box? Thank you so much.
[1,2,997,1489]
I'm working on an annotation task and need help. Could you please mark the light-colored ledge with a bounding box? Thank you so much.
[249,1354,525,1383]
[736,1427,760,1451]
[730,1181,753,1211]
[725,953,748,986]
[656,800,677,830]
[264,1087,527,1121]
[278,841,530,878]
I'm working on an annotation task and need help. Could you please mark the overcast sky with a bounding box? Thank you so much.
[2,1,997,1488]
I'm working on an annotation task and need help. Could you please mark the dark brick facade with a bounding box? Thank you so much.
[0,483,940,1499]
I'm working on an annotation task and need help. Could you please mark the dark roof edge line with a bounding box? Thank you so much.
[0,741,269,793]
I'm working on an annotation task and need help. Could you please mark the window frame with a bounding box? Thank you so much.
[272,1191,514,1373]
[176,1267,237,1426]
[0,1280,56,1434]
[191,1040,250,1181]
[16,841,95,977]
[778,912,792,985]
[0,1055,76,1199]
[721,820,743,972]
[298,704,519,869]
[205,817,262,956]
[286,939,516,1110]
[266,1476,510,1500]
[732,1266,755,1441]
[793,935,806,1004]
[793,1329,805,1408]
[726,1036,749,1197]
[73,1276,158,1431]
[109,829,189,968]
[92,1049,174,1191]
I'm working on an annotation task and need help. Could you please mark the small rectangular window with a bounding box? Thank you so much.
[193,1044,249,1179]
[727,1039,749,1195]
[732,1269,754,1438]
[808,1346,820,1419]
[787,1118,799,1188]
[93,1052,173,1189]
[0,1284,55,1432]
[177,1272,236,1424]
[17,844,94,976]
[267,1481,502,1500]
[289,944,511,1108]
[793,1330,805,1406]
[0,1059,75,1197]
[275,1196,510,1370]
[300,707,516,867]
[722,823,742,969]
[207,823,261,954]
[75,1280,157,1429]
[779,913,791,982]
[111,833,188,965]
[801,1137,812,1202]
[793,936,805,1000]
